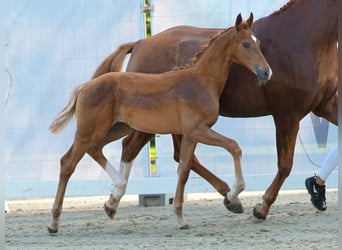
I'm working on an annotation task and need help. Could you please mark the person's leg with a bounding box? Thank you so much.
[305,145,338,211]
[317,145,338,184]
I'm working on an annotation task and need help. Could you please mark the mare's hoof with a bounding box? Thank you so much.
[253,206,266,220]
[47,226,58,235]
[179,224,190,230]
[103,202,116,219]
[224,197,244,213]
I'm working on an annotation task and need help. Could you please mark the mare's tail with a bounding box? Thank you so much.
[49,85,85,134]
[92,41,136,79]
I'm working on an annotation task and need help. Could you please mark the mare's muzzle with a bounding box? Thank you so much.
[255,66,272,83]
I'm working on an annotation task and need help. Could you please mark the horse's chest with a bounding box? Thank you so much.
[316,45,338,86]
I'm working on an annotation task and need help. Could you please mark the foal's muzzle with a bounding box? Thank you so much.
[255,66,272,84]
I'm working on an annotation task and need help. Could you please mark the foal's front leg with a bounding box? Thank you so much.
[172,134,231,196]
[173,138,196,229]
[191,126,245,213]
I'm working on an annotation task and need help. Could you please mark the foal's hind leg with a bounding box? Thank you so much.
[90,130,154,219]
[87,147,127,219]
[48,142,89,234]
[110,131,154,209]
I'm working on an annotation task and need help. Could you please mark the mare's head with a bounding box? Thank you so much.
[228,13,272,84]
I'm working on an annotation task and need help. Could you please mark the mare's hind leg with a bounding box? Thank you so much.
[48,142,89,234]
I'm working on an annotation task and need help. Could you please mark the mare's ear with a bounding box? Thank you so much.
[235,13,242,31]
[247,12,254,27]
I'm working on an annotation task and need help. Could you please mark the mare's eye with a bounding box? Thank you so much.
[242,42,250,48]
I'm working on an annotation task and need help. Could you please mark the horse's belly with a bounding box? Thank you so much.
[119,110,181,135]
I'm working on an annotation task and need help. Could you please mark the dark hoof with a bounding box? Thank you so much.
[253,207,266,220]
[179,224,190,230]
[224,197,244,213]
[48,226,58,235]
[104,203,116,219]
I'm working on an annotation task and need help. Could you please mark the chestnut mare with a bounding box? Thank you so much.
[48,14,271,233]
[91,0,338,221]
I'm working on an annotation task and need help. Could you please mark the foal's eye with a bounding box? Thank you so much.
[242,42,250,48]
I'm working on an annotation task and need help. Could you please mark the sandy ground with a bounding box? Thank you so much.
[5,189,338,250]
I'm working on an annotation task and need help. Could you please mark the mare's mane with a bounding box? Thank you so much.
[273,0,295,15]
[173,28,230,71]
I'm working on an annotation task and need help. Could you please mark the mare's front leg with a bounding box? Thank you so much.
[313,92,338,125]
[253,116,299,220]
[173,138,196,229]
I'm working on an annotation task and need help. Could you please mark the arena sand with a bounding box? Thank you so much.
[5,189,338,249]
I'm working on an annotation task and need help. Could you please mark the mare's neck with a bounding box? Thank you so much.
[257,0,337,49]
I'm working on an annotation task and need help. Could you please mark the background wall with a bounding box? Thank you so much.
[4,0,337,198]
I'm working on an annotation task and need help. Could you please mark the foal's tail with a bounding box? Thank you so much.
[92,41,136,79]
[49,84,85,134]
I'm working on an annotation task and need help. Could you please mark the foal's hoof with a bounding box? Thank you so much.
[253,204,267,220]
[47,226,58,235]
[224,197,244,213]
[103,202,116,219]
[179,224,190,230]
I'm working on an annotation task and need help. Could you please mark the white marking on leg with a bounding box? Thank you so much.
[111,160,134,199]
[227,178,245,202]
[104,161,127,198]
[119,160,133,180]
[103,161,134,216]
[104,161,125,187]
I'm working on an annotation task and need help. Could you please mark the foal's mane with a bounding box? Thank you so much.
[273,0,295,15]
[173,28,230,71]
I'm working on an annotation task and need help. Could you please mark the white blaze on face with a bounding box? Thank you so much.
[251,34,257,43]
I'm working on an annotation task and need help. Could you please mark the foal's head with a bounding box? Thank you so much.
[228,13,272,83]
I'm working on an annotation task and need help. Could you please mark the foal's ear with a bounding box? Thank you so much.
[247,12,254,28]
[235,13,243,30]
